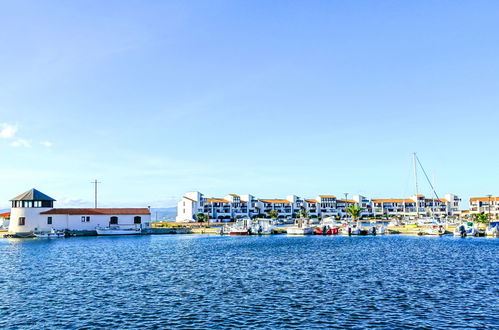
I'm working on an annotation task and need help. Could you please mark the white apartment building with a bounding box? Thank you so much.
[372,194,461,217]
[470,196,499,219]
[177,192,374,222]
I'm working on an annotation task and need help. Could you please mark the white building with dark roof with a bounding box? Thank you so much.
[8,188,151,234]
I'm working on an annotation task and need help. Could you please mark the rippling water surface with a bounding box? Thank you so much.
[0,235,497,328]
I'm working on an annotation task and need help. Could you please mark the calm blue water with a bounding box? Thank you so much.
[0,235,497,329]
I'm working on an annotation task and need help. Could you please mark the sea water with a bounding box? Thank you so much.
[0,235,497,328]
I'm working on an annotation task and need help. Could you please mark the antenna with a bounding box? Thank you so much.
[91,180,101,208]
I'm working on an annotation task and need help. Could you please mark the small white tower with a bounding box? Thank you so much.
[9,189,56,234]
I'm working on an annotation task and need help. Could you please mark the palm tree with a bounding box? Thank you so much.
[298,207,308,219]
[346,204,362,222]
[267,210,279,219]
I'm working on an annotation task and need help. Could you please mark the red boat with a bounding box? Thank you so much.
[314,226,339,235]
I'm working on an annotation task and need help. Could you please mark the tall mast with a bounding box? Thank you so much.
[413,153,419,218]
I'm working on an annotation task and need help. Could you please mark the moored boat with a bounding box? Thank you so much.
[96,225,142,236]
[249,219,274,235]
[34,228,66,238]
[229,218,250,235]
[423,224,445,236]
[485,222,499,237]
[453,223,477,237]
[287,218,313,235]
[314,217,340,235]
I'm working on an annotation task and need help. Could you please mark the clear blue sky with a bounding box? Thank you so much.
[1,0,498,209]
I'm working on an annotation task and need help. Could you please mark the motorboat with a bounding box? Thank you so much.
[34,228,65,238]
[453,223,477,237]
[423,224,445,236]
[366,224,387,235]
[96,225,142,236]
[249,219,274,235]
[218,224,231,235]
[229,218,250,235]
[314,217,339,235]
[287,218,314,235]
[485,222,499,237]
[342,222,366,236]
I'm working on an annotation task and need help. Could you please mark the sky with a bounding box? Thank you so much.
[1,0,499,209]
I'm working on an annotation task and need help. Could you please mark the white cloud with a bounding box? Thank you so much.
[40,141,53,147]
[0,123,17,139]
[10,139,31,148]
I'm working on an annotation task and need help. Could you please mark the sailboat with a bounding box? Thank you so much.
[412,153,446,235]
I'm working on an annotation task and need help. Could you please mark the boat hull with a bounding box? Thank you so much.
[96,229,141,236]
[287,227,313,235]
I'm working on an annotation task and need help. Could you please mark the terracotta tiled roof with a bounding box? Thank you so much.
[470,197,499,202]
[183,196,196,202]
[206,198,230,203]
[305,199,317,203]
[372,199,414,203]
[0,212,10,217]
[318,195,336,198]
[40,208,151,215]
[259,199,291,204]
[337,199,356,203]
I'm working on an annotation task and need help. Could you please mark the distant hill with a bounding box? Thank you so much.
[150,207,177,222]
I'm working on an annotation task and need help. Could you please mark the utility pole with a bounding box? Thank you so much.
[91,180,101,208]
[344,192,348,220]
[487,194,492,220]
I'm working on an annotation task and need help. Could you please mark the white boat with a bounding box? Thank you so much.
[485,222,499,237]
[453,223,477,237]
[249,219,274,235]
[423,224,445,236]
[342,223,364,235]
[366,224,386,235]
[287,218,313,235]
[96,225,141,236]
[229,218,250,235]
[34,228,65,238]
[218,224,231,235]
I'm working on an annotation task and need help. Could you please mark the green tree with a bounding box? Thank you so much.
[473,213,489,224]
[196,213,207,223]
[346,204,362,221]
[267,210,279,219]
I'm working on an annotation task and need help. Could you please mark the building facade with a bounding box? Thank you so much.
[8,189,151,234]
[176,191,461,222]
[0,212,10,229]
[372,194,461,217]
[470,196,499,219]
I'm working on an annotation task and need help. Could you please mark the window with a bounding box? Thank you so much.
[134,216,142,224]
[110,216,118,225]
[81,216,86,222]
[47,217,52,225]
[85,216,90,222]
[18,217,25,226]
